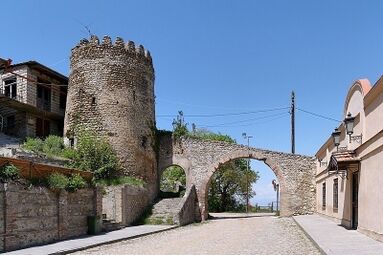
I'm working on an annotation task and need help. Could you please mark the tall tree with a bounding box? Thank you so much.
[208,159,259,212]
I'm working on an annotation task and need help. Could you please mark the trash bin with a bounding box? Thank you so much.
[87,215,101,235]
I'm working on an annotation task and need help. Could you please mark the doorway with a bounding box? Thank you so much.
[36,118,50,138]
[351,171,359,229]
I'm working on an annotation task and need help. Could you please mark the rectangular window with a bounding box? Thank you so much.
[59,86,67,109]
[3,77,17,99]
[6,115,15,128]
[36,78,51,111]
[322,182,326,210]
[333,178,338,212]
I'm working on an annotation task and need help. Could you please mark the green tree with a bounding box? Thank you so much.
[208,159,259,212]
[160,165,186,192]
[172,111,188,139]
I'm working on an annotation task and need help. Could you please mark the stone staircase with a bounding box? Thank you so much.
[145,197,183,225]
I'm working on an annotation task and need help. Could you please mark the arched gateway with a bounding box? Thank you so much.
[158,133,316,221]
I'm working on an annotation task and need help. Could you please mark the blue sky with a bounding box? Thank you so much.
[2,0,383,205]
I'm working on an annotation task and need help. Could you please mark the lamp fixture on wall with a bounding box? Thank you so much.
[344,112,362,144]
[331,128,341,151]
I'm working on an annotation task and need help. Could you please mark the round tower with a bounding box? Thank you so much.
[64,35,156,190]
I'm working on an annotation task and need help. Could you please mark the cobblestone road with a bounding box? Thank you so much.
[70,214,320,255]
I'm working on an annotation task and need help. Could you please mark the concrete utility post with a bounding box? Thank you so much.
[242,133,253,213]
[291,91,295,154]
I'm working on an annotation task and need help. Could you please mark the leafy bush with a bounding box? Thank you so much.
[0,164,20,182]
[23,137,44,153]
[47,173,69,190]
[67,174,87,192]
[61,148,76,159]
[43,135,65,156]
[69,130,120,179]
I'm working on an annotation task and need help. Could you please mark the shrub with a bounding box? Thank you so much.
[42,135,65,156]
[0,164,20,182]
[23,137,44,153]
[61,147,76,159]
[47,173,69,190]
[67,174,86,192]
[69,130,120,178]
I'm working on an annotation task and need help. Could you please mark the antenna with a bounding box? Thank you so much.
[75,19,93,36]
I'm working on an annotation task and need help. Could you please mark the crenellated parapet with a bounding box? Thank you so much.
[71,35,152,65]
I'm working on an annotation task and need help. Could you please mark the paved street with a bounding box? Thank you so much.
[70,214,320,255]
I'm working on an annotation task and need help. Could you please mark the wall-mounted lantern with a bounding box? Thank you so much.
[344,112,362,143]
[331,128,341,151]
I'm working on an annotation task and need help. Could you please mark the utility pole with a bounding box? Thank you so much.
[242,133,253,213]
[291,91,295,154]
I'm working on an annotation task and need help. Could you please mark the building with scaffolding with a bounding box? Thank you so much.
[0,60,67,138]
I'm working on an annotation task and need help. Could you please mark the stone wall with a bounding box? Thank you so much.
[102,184,150,226]
[0,182,102,252]
[64,35,157,199]
[158,135,316,220]
[173,185,200,226]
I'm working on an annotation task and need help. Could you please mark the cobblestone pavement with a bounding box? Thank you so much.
[70,214,320,255]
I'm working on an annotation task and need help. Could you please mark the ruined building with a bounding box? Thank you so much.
[64,35,157,197]
[0,60,68,138]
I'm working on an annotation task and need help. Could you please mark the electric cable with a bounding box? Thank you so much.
[296,107,341,123]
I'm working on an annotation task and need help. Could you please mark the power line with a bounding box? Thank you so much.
[297,107,341,123]
[199,112,290,128]
[156,107,290,118]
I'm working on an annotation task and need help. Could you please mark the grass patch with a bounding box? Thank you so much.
[131,207,153,226]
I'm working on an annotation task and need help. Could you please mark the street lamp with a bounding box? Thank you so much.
[242,132,253,213]
[344,112,362,143]
[272,179,280,215]
[331,128,341,151]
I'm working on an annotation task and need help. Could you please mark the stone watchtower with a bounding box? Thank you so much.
[64,35,157,195]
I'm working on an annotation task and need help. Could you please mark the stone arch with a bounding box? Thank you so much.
[198,149,287,220]
[157,135,316,222]
[158,157,191,190]
[159,164,188,195]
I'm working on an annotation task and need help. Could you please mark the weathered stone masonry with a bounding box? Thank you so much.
[158,134,316,220]
[64,35,157,198]
[64,35,317,224]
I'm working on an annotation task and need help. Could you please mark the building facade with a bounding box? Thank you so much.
[316,78,383,241]
[0,60,68,138]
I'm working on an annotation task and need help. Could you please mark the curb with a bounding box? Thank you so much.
[51,225,179,255]
[292,216,327,255]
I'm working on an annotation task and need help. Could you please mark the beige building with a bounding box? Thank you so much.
[316,78,383,241]
[0,60,67,138]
